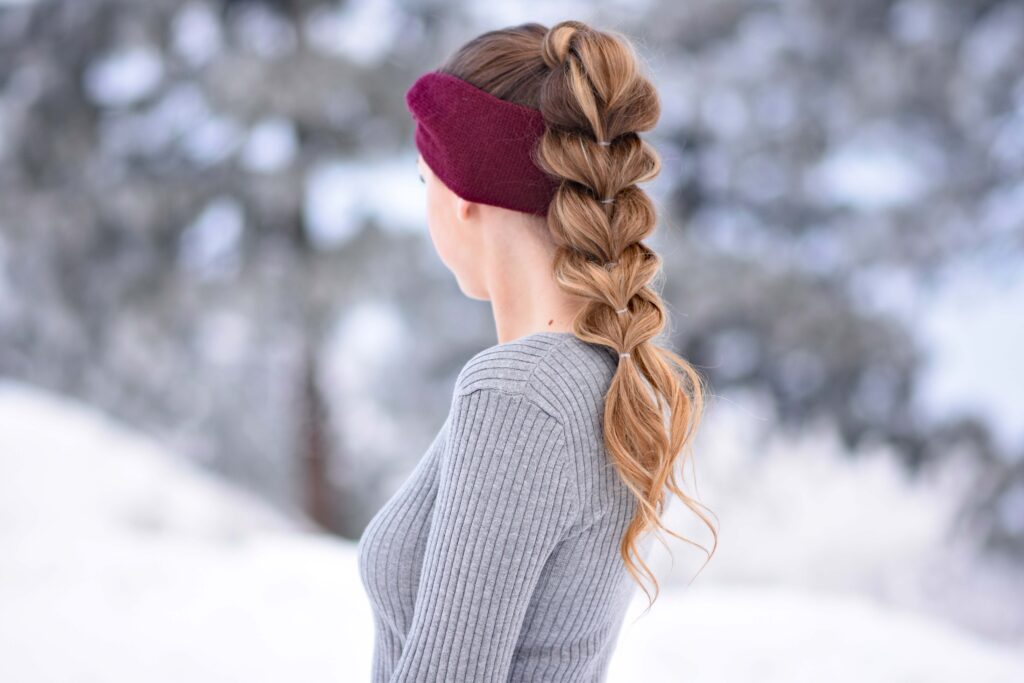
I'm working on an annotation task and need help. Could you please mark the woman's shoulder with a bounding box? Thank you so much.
[454,331,571,396]
[450,331,630,528]
[453,331,618,425]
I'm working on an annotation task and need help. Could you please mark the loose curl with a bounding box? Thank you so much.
[440,20,716,608]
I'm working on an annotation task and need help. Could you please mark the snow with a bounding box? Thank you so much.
[699,86,750,141]
[302,153,425,249]
[652,386,964,596]
[96,81,245,165]
[959,3,1024,81]
[98,83,209,158]
[1000,481,1024,536]
[611,583,1024,683]
[912,256,1024,457]
[0,234,17,322]
[462,0,596,28]
[193,310,252,369]
[180,114,245,167]
[304,0,409,66]
[324,302,408,391]
[240,117,299,173]
[810,129,931,210]
[889,0,950,45]
[178,197,245,280]
[979,178,1024,235]
[1,381,1022,682]
[229,2,297,59]
[321,302,414,470]
[649,383,1024,642]
[172,2,224,68]
[83,45,165,108]
[849,251,1024,459]
[848,253,1024,459]
[653,67,700,134]
[0,381,369,683]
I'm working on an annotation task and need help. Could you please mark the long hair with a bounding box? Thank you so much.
[439,20,716,608]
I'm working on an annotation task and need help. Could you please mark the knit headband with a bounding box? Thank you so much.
[405,70,561,217]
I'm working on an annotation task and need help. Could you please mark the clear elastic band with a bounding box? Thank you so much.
[619,352,630,358]
[600,197,614,204]
[615,307,628,314]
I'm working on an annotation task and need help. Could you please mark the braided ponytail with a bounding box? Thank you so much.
[441,20,715,609]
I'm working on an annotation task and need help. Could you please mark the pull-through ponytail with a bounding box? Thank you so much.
[535,20,715,608]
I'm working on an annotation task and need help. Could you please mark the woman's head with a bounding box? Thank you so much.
[415,151,479,292]
[416,151,554,300]
[418,20,715,608]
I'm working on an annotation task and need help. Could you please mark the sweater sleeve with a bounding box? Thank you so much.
[389,387,579,682]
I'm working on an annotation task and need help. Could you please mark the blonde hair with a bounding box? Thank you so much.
[441,20,717,608]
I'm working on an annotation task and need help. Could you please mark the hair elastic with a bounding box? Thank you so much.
[619,352,630,358]
[597,140,612,146]
[615,307,628,314]
[600,197,615,204]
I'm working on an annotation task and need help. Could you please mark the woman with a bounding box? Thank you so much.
[357,19,714,682]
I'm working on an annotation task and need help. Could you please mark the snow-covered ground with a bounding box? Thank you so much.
[1,380,1022,682]
[0,380,369,682]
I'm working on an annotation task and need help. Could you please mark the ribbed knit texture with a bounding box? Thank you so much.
[357,331,650,682]
[404,71,561,218]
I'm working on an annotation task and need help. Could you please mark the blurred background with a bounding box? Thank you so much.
[1,0,1022,681]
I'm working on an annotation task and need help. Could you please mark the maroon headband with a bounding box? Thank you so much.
[405,70,560,217]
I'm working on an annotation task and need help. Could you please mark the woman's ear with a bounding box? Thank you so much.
[455,196,474,223]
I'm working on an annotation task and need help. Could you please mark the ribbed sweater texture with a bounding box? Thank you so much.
[357,331,648,682]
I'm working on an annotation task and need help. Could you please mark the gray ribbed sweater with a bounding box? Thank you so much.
[357,331,648,682]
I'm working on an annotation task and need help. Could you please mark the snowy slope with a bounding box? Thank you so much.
[0,381,372,683]
[1,381,1022,682]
